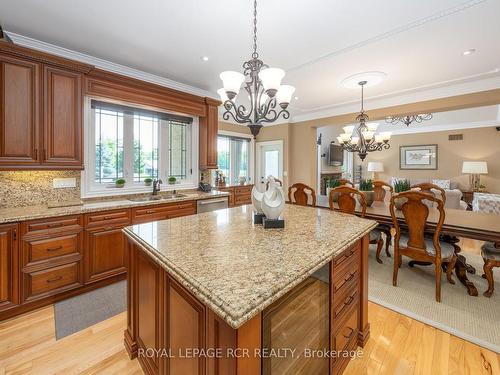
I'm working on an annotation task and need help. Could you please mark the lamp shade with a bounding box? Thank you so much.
[462,161,488,174]
[276,85,295,106]
[258,68,285,97]
[220,71,245,98]
[367,162,384,172]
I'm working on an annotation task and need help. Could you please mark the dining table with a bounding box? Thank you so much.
[315,195,500,296]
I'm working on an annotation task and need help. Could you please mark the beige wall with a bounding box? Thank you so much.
[356,126,500,193]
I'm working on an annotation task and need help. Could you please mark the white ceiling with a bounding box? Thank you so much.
[1,0,500,121]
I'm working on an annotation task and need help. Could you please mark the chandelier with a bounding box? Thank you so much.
[385,113,433,126]
[217,0,295,138]
[337,81,391,161]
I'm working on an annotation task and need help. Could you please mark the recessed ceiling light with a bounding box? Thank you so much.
[294,96,299,100]
[201,56,209,61]
[463,49,476,56]
[341,71,387,89]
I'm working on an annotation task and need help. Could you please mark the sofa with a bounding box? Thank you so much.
[389,178,468,210]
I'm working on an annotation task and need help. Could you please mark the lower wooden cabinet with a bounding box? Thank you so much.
[216,185,252,207]
[25,261,81,300]
[0,224,19,311]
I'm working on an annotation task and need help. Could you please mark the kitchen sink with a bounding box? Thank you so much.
[128,194,187,202]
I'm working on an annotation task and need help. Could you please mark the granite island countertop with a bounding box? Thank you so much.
[123,204,378,329]
[0,190,229,224]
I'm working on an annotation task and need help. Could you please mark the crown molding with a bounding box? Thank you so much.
[7,31,217,99]
[387,120,500,136]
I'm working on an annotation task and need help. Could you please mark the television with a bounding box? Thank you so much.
[329,143,344,166]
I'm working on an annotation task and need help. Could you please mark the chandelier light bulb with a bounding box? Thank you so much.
[350,136,360,145]
[339,133,351,142]
[258,68,285,97]
[220,71,245,99]
[362,131,374,141]
[343,125,355,135]
[276,85,296,108]
[380,132,392,141]
[366,122,379,131]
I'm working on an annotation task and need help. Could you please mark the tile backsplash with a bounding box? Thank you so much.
[0,171,81,208]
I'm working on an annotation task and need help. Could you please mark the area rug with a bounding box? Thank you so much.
[54,280,126,339]
[368,246,500,353]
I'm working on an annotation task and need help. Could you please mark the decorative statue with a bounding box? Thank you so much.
[252,176,285,227]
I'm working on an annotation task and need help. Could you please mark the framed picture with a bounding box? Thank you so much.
[400,144,438,170]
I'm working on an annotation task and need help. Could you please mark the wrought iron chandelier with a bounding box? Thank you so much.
[217,0,295,138]
[337,81,391,161]
[385,113,433,126]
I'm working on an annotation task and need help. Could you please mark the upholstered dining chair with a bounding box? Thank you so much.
[481,242,500,297]
[389,191,458,302]
[372,180,394,259]
[329,186,385,263]
[288,183,316,207]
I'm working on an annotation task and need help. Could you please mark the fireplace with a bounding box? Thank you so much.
[320,172,342,195]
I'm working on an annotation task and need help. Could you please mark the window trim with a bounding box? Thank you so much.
[82,96,199,198]
[217,130,255,185]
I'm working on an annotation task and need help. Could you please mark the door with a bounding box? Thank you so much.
[43,66,83,167]
[256,140,283,191]
[0,224,19,311]
[0,55,41,166]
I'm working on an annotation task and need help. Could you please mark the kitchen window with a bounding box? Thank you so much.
[217,133,253,185]
[83,99,198,197]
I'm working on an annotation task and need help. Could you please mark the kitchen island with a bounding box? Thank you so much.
[123,204,377,375]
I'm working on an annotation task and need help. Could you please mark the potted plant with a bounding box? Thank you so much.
[115,178,126,188]
[393,179,411,210]
[359,179,375,207]
[327,179,341,202]
[168,176,177,185]
[144,177,153,186]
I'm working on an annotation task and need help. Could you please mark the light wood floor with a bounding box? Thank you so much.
[1,300,498,375]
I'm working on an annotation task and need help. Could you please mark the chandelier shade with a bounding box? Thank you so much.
[218,0,294,138]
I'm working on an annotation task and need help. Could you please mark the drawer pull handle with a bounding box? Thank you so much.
[47,246,63,252]
[343,295,355,307]
[47,276,63,283]
[146,210,155,214]
[103,216,114,220]
[342,327,355,339]
[335,272,356,292]
[48,223,63,228]
[104,226,115,231]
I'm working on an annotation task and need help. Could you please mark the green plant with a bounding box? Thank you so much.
[394,179,411,193]
[327,179,340,188]
[168,176,177,184]
[144,177,153,183]
[359,179,373,191]
[115,178,126,187]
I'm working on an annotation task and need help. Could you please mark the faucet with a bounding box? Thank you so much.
[152,179,163,195]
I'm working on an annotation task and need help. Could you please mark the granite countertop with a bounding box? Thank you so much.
[0,190,229,224]
[124,204,377,329]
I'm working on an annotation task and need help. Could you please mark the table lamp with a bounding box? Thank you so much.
[367,161,384,179]
[462,161,488,191]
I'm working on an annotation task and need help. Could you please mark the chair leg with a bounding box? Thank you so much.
[384,231,391,257]
[393,248,399,287]
[376,238,384,264]
[446,255,457,285]
[435,262,442,302]
[483,260,495,298]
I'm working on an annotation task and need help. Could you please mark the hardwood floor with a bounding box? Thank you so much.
[1,299,498,374]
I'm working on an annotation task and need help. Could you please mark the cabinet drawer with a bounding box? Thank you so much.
[333,243,360,270]
[234,194,251,205]
[332,286,359,324]
[234,186,252,195]
[132,202,196,223]
[24,215,82,235]
[84,209,131,228]
[26,262,81,299]
[27,234,79,264]
[332,255,360,295]
[332,302,359,351]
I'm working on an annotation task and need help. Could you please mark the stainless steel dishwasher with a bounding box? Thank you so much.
[196,197,229,213]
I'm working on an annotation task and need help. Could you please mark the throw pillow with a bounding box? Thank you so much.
[432,179,451,190]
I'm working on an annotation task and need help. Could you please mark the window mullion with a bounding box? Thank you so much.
[123,114,134,183]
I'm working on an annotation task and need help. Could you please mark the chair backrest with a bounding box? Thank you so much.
[373,180,393,202]
[266,178,283,190]
[329,186,366,217]
[411,183,446,204]
[288,183,316,206]
[389,191,445,256]
[338,179,354,187]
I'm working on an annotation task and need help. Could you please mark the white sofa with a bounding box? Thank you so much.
[389,178,467,210]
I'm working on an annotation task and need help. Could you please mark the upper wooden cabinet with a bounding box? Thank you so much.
[0,41,90,170]
[0,55,40,166]
[199,98,220,170]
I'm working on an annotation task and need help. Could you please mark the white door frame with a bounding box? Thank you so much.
[256,140,284,190]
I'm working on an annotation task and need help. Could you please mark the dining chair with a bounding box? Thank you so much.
[411,182,446,206]
[338,178,354,187]
[288,183,316,207]
[329,186,385,263]
[373,180,394,258]
[389,191,458,302]
[266,177,283,190]
[481,242,500,297]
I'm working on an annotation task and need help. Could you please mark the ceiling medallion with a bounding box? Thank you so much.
[217,0,295,138]
[385,113,433,127]
[337,81,391,161]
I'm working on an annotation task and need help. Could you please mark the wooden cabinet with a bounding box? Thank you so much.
[20,215,84,303]
[0,55,40,166]
[0,224,19,311]
[0,41,89,170]
[199,98,219,170]
[131,201,196,224]
[43,66,82,167]
[84,209,131,284]
[217,185,253,207]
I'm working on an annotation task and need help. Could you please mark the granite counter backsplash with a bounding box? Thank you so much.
[0,171,81,208]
